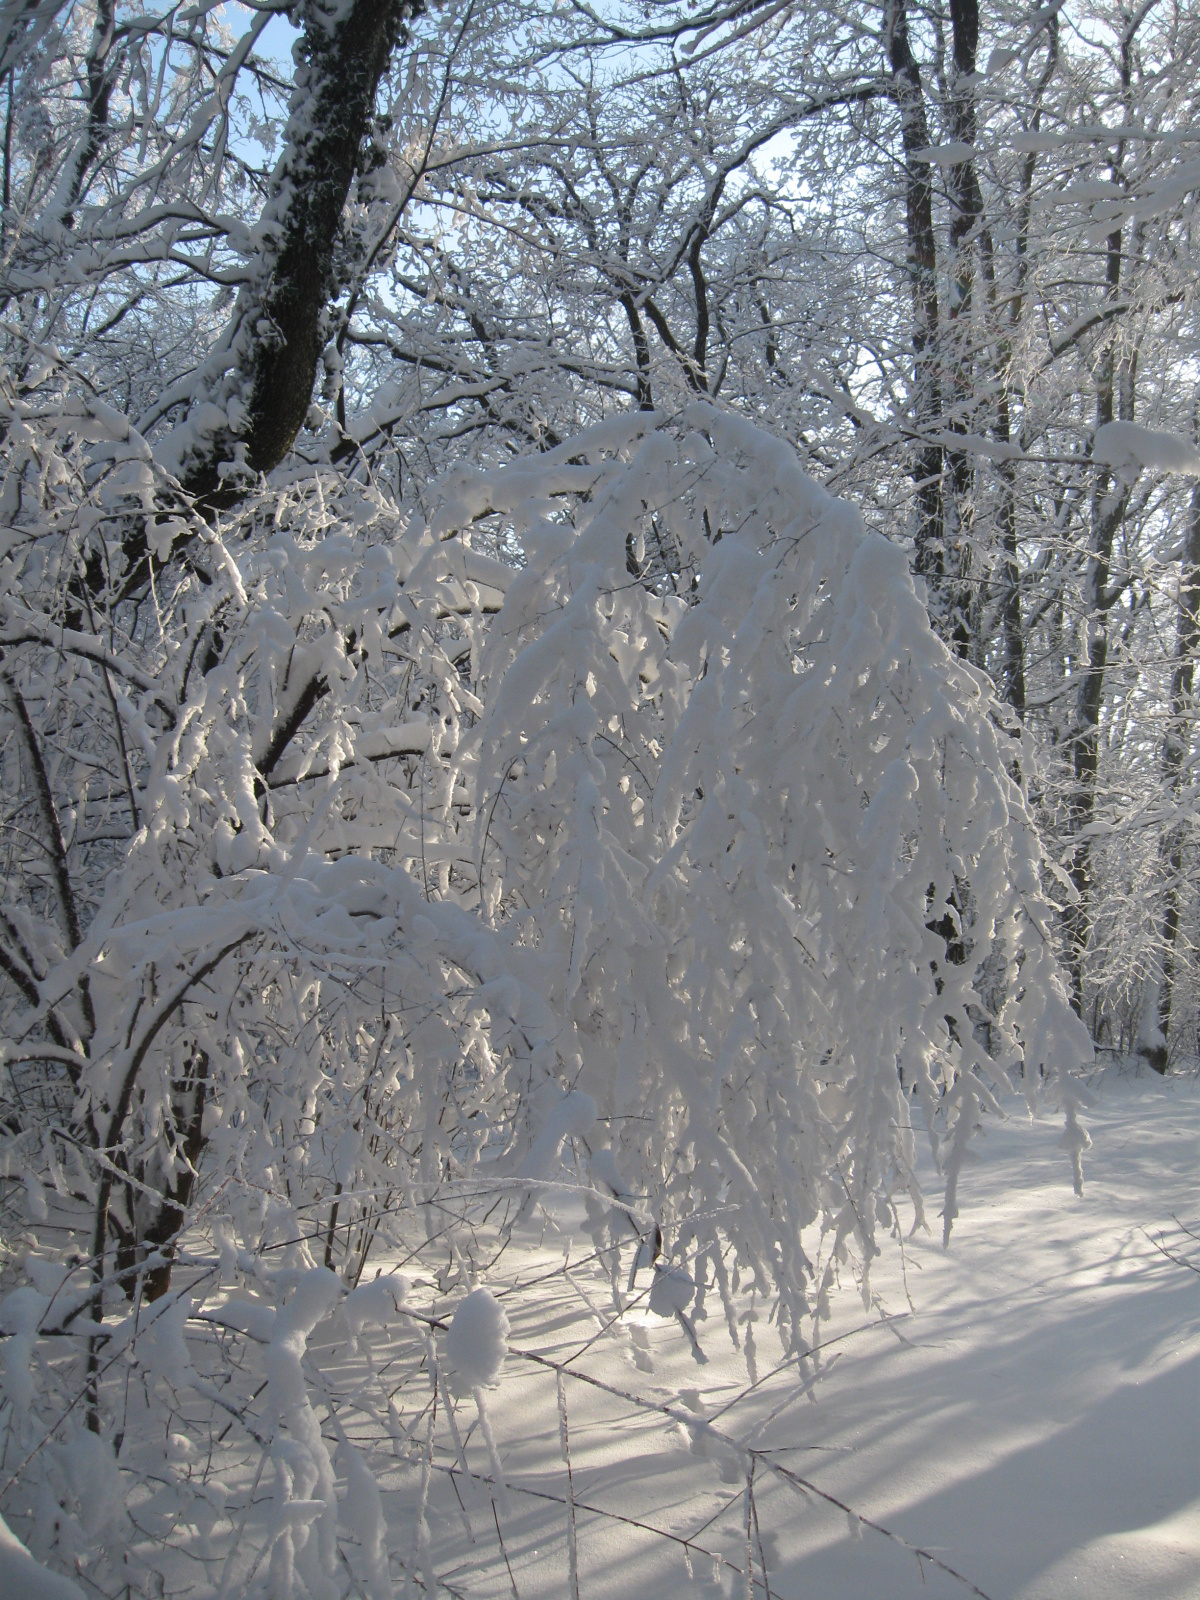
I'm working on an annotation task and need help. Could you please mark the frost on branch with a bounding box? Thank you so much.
[445,404,1093,1301]
[0,392,1091,1595]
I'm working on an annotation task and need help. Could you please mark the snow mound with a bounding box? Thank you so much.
[0,1511,85,1599]
[446,1287,510,1387]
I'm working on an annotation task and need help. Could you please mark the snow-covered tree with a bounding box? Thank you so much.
[3,0,1192,1591]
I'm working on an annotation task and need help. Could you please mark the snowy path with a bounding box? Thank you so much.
[732,1071,1200,1600]
[16,1071,1194,1600]
[412,1070,1198,1600]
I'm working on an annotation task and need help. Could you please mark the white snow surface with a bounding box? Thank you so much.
[417,1071,1199,1600]
[5,1071,1196,1599]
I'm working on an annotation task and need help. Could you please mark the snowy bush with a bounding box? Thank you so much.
[0,385,1093,1594]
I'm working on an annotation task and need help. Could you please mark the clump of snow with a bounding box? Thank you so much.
[446,1287,510,1386]
[519,1088,597,1179]
[208,1296,277,1341]
[128,1292,196,1389]
[23,1169,47,1221]
[0,1512,85,1600]
[261,1268,343,1591]
[1,1286,49,1416]
[336,1430,392,1600]
[1094,421,1200,476]
[649,1265,696,1318]
[588,1144,633,1201]
[62,1432,125,1542]
[913,142,977,165]
[341,1272,407,1353]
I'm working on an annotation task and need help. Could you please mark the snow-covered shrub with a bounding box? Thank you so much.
[0,391,1091,1594]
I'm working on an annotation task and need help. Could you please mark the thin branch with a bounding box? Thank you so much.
[3,671,75,946]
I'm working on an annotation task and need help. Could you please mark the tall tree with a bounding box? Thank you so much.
[1140,409,1200,1069]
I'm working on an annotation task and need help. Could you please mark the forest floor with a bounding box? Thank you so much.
[10,1065,1199,1600]
[415,1063,1200,1600]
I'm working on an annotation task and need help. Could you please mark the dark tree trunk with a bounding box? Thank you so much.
[1139,448,1200,1071]
[140,1051,210,1301]
[157,0,420,513]
[1063,17,1143,1019]
[1064,245,1134,1018]
[979,18,1057,717]
[884,0,944,605]
[58,0,116,226]
[942,0,981,659]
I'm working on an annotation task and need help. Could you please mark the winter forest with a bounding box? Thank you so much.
[0,0,1197,1595]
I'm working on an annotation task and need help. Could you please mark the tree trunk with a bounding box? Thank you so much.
[1063,261,1134,1018]
[884,0,944,609]
[1063,21,1144,1020]
[140,1050,210,1301]
[979,17,1057,717]
[154,0,419,516]
[942,0,981,659]
[1138,444,1200,1071]
[55,0,115,226]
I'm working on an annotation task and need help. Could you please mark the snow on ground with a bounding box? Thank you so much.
[10,1068,1196,1600]
[728,1066,1200,1600]
[404,1066,1199,1600]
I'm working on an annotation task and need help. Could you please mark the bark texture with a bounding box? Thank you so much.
[165,0,420,506]
[884,0,944,610]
